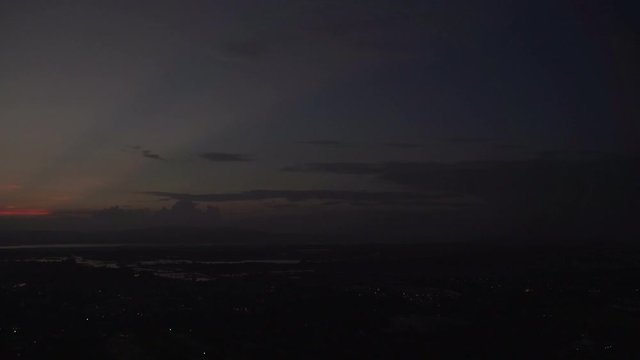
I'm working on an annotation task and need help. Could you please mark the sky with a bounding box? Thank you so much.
[0,0,638,237]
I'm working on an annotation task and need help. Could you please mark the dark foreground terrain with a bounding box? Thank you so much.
[1,241,640,359]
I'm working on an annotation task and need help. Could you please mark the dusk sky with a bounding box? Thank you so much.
[1,1,638,235]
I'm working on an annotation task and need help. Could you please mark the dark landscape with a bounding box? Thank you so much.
[2,235,640,359]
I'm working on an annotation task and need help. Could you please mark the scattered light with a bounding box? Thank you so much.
[0,209,50,216]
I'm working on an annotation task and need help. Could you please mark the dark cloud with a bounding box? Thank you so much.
[449,137,498,143]
[281,156,640,238]
[142,150,167,161]
[92,201,220,229]
[153,200,221,226]
[298,140,348,147]
[200,152,252,162]
[128,145,167,161]
[283,162,381,175]
[298,140,424,149]
[384,142,422,149]
[142,189,459,207]
[494,143,524,150]
[282,156,640,215]
[266,203,300,209]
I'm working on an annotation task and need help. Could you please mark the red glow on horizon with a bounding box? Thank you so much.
[0,209,51,217]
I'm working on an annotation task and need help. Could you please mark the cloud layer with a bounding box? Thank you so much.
[143,189,460,207]
[200,152,252,162]
[282,157,640,226]
[128,146,167,161]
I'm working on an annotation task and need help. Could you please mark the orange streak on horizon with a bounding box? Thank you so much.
[0,209,51,216]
